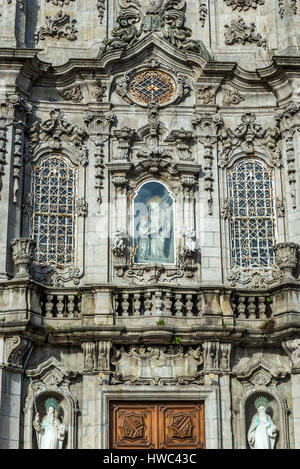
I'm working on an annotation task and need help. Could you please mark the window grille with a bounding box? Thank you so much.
[129,71,176,105]
[228,159,275,269]
[31,155,77,268]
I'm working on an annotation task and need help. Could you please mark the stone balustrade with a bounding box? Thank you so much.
[114,288,202,318]
[40,292,82,319]
[231,294,273,320]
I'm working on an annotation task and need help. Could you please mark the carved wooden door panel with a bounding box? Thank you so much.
[110,402,205,449]
[110,403,157,449]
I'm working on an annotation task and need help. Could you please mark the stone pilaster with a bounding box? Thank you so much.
[283,339,300,448]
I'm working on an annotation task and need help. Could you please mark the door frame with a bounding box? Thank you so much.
[97,386,222,449]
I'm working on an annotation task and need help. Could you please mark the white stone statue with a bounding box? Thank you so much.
[183,227,196,253]
[33,397,65,449]
[247,396,277,449]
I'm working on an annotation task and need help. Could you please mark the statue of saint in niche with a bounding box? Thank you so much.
[248,396,277,449]
[33,397,65,449]
[134,182,174,264]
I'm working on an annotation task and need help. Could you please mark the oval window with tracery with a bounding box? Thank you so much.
[129,70,176,105]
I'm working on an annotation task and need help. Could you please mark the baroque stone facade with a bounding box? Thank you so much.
[0,0,300,450]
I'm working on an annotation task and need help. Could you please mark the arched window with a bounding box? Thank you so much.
[31,155,77,268]
[133,181,175,264]
[228,159,275,269]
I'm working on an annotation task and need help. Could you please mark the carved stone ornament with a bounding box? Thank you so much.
[222,88,245,106]
[217,112,282,168]
[224,16,267,49]
[92,80,107,102]
[111,344,204,386]
[112,226,127,277]
[203,342,231,372]
[82,341,111,379]
[11,237,36,279]
[178,227,199,278]
[273,242,299,279]
[45,0,75,5]
[97,0,106,23]
[283,339,300,372]
[5,336,30,369]
[278,0,298,18]
[198,85,215,104]
[224,0,265,10]
[75,198,88,217]
[84,111,115,206]
[58,84,83,103]
[234,358,288,387]
[192,113,222,215]
[199,1,208,26]
[227,267,283,288]
[34,11,78,44]
[29,108,87,153]
[275,102,300,209]
[99,0,211,59]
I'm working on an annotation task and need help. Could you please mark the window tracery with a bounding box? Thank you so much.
[31,155,77,268]
[228,159,275,269]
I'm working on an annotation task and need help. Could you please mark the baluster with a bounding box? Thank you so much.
[174,294,183,317]
[121,293,130,317]
[77,295,82,317]
[45,294,54,318]
[164,291,172,316]
[237,296,246,319]
[144,292,152,316]
[186,294,194,317]
[134,293,141,316]
[56,295,65,318]
[153,291,163,315]
[115,293,120,317]
[196,293,203,317]
[67,295,75,318]
[258,297,267,319]
[248,297,256,319]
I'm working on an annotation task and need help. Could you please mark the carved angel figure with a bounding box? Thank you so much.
[183,227,196,253]
[33,398,65,449]
[113,226,127,257]
[248,397,277,449]
[161,16,211,58]
[100,16,142,54]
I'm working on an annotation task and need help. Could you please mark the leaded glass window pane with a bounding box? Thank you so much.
[133,182,175,264]
[228,159,275,269]
[31,155,77,268]
[129,71,176,105]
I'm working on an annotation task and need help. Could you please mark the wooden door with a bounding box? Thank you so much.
[110,402,205,449]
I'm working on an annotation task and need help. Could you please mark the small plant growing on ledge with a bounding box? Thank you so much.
[156,320,165,326]
[260,318,275,334]
[172,336,182,345]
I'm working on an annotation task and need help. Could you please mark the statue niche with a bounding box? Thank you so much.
[33,395,66,449]
[246,394,278,450]
[134,181,174,265]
